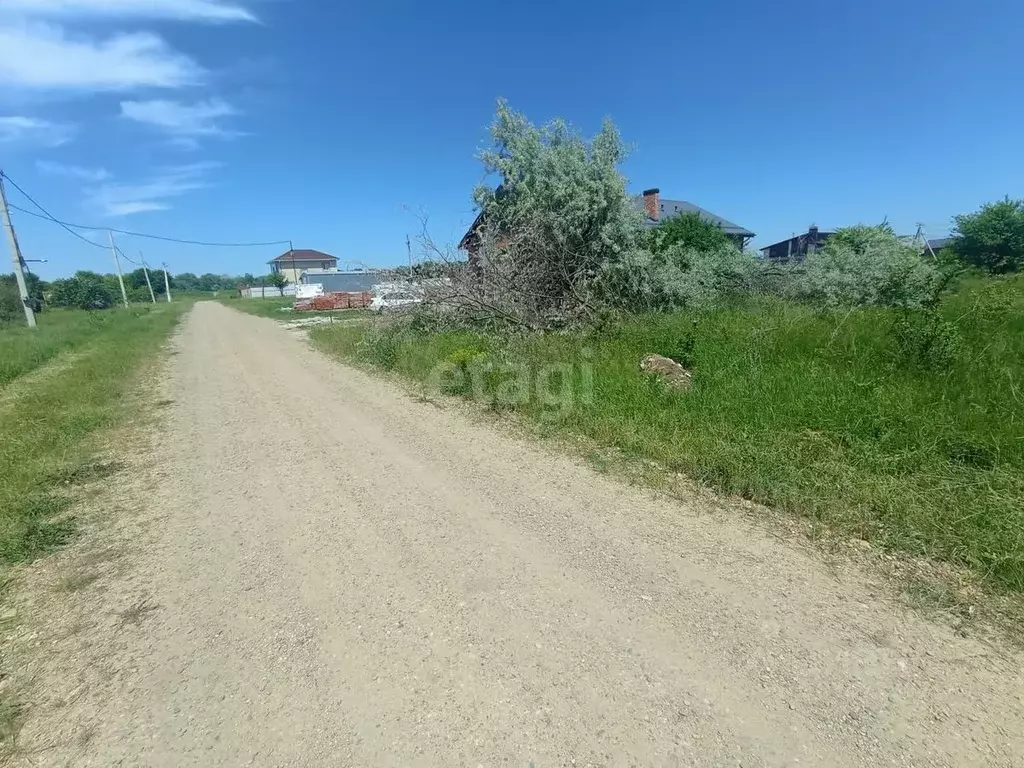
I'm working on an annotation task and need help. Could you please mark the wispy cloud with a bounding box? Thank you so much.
[0,23,203,90]
[86,161,221,217]
[120,98,240,141]
[0,0,257,23]
[0,115,76,145]
[36,159,110,181]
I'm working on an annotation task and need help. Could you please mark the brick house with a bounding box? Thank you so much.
[634,188,755,251]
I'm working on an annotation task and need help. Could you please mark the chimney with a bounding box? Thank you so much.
[642,188,660,222]
[808,224,819,236]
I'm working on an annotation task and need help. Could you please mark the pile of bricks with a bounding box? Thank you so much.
[294,291,372,312]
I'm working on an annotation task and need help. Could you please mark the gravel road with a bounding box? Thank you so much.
[37,302,1024,766]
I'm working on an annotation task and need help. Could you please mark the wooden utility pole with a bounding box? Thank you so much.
[107,231,129,308]
[139,252,156,303]
[0,172,36,327]
[162,264,172,302]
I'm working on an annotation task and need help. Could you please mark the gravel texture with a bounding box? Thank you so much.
[10,301,1024,767]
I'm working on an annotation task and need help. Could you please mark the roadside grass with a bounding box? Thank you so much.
[0,309,130,387]
[311,274,1024,593]
[0,303,190,566]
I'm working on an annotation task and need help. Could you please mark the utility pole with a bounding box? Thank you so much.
[162,263,172,302]
[0,172,36,327]
[406,234,413,283]
[139,252,156,303]
[107,231,129,308]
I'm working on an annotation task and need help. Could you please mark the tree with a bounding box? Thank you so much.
[0,275,21,323]
[174,272,200,291]
[454,99,642,328]
[49,271,117,309]
[649,212,730,262]
[266,271,287,290]
[950,198,1024,274]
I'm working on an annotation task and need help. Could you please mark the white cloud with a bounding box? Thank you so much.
[0,115,76,145]
[86,161,220,216]
[0,0,257,23]
[120,98,239,139]
[36,159,110,181]
[0,23,203,90]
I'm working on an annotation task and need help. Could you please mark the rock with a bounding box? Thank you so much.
[639,354,693,391]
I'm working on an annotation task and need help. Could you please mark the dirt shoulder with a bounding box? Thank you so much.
[4,301,1023,766]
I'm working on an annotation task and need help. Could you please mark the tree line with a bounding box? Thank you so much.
[1,269,284,320]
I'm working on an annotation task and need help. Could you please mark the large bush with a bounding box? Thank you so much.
[950,198,1024,274]
[458,100,643,328]
[49,271,117,310]
[599,243,756,311]
[791,224,944,308]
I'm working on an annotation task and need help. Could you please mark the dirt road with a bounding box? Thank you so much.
[19,301,1024,766]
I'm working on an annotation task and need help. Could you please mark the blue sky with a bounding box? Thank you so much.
[0,0,1020,279]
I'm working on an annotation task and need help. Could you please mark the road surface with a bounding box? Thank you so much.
[35,302,1024,765]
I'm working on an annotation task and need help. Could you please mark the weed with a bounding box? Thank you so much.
[118,598,159,627]
[0,690,24,756]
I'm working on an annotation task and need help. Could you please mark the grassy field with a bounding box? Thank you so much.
[311,274,1024,592]
[0,303,190,565]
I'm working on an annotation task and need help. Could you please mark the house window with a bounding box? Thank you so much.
[321,262,330,270]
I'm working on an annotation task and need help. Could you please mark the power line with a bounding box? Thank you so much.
[1,176,109,251]
[0,170,291,248]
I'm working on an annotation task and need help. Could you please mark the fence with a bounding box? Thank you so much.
[240,285,297,299]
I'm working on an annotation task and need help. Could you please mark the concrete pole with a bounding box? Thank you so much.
[0,173,36,327]
[108,231,129,308]
[139,252,156,303]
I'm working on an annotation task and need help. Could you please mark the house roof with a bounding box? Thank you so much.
[926,237,952,251]
[633,197,755,238]
[268,249,337,264]
[759,229,837,251]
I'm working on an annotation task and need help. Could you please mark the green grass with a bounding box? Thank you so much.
[0,303,190,564]
[0,309,128,386]
[311,274,1024,592]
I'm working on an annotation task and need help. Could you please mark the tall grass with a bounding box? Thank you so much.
[311,275,1024,591]
[0,304,189,563]
[0,309,127,386]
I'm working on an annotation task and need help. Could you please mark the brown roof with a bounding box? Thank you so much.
[269,249,337,263]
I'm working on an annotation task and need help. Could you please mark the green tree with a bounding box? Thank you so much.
[649,212,730,264]
[951,198,1024,274]
[466,99,642,327]
[174,272,200,291]
[266,271,287,290]
[49,271,117,309]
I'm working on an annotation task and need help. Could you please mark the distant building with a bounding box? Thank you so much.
[300,269,381,294]
[634,188,756,251]
[268,249,338,285]
[760,226,835,262]
[923,237,952,256]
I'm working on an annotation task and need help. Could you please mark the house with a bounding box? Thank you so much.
[300,268,382,294]
[457,187,756,260]
[635,188,755,251]
[268,249,338,285]
[760,226,835,262]
[923,237,952,256]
